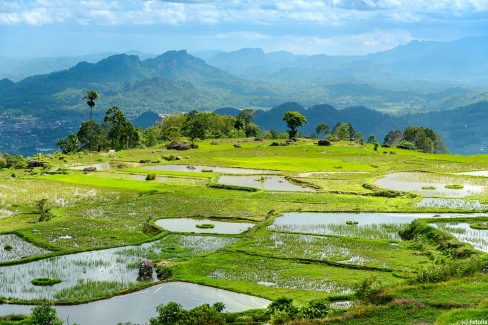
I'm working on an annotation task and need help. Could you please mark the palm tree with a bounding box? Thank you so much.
[83,90,99,122]
[83,90,99,152]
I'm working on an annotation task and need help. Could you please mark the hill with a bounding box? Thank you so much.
[215,101,488,154]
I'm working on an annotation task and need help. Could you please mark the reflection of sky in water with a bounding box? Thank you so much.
[0,235,235,300]
[375,172,485,197]
[143,164,279,174]
[218,175,312,191]
[0,282,270,325]
[455,171,488,177]
[155,218,254,234]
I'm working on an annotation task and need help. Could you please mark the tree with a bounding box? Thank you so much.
[282,111,307,138]
[233,118,244,137]
[83,90,99,122]
[83,90,99,152]
[331,122,355,141]
[383,130,403,147]
[30,303,63,325]
[245,122,260,137]
[104,107,140,150]
[315,123,329,138]
[237,108,255,127]
[77,120,106,151]
[367,134,378,144]
[56,133,79,154]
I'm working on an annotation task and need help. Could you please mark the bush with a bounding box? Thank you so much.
[145,173,157,181]
[30,303,63,325]
[31,278,62,286]
[300,298,330,319]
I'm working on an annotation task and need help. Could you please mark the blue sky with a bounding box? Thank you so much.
[1,0,487,57]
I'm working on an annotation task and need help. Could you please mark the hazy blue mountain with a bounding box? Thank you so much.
[201,37,488,86]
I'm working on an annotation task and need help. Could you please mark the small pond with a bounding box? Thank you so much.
[375,172,485,197]
[142,164,279,174]
[155,218,255,234]
[268,212,485,240]
[431,223,488,252]
[0,234,236,300]
[0,234,50,262]
[417,198,488,210]
[0,281,270,325]
[218,175,313,191]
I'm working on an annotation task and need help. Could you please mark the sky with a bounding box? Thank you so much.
[0,0,487,57]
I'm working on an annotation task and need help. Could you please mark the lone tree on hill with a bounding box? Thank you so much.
[84,90,99,122]
[83,90,99,152]
[283,111,307,138]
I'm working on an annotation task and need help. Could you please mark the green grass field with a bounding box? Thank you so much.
[1,138,488,323]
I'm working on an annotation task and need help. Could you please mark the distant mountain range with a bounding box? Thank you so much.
[0,37,487,155]
[202,37,488,85]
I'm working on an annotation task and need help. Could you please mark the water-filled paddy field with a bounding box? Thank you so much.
[217,175,313,191]
[0,234,235,300]
[375,172,486,197]
[0,282,270,325]
[142,164,279,174]
[0,234,50,262]
[155,218,255,234]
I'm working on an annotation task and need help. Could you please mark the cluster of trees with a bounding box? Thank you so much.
[57,91,141,154]
[383,126,448,153]
[148,297,329,325]
[52,91,447,155]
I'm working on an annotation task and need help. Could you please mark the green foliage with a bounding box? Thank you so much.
[56,133,79,154]
[104,106,140,150]
[412,257,487,284]
[283,111,307,138]
[31,278,62,286]
[331,122,356,141]
[149,301,226,325]
[315,123,329,137]
[36,198,50,222]
[145,173,157,181]
[367,134,378,144]
[299,298,330,319]
[30,303,62,325]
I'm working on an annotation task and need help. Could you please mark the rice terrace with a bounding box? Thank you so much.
[1,135,488,324]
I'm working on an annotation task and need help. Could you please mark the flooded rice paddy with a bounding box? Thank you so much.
[430,223,488,252]
[155,218,255,234]
[0,234,50,262]
[0,234,236,300]
[417,198,488,210]
[455,171,488,177]
[142,164,279,174]
[375,172,485,197]
[217,175,313,191]
[0,281,270,325]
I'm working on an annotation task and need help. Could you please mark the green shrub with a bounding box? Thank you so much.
[145,173,157,180]
[3,245,12,251]
[31,278,62,286]
[444,184,464,189]
[300,298,330,319]
[195,224,215,229]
